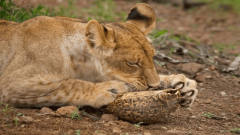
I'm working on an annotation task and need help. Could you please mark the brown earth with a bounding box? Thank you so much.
[1,0,240,135]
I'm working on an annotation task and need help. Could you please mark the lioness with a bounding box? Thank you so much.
[0,3,198,108]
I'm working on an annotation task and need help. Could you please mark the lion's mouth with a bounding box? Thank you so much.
[110,76,149,92]
[124,82,150,92]
[125,83,138,92]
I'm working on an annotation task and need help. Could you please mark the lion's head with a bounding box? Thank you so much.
[84,3,159,90]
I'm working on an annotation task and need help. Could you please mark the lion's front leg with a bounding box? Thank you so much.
[45,79,129,108]
[90,80,129,108]
[158,74,198,107]
[0,68,129,108]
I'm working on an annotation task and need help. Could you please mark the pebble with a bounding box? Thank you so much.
[144,131,152,135]
[167,129,184,134]
[195,72,212,82]
[112,127,121,134]
[94,130,106,135]
[40,107,55,115]
[209,65,216,70]
[161,126,168,130]
[19,116,34,123]
[195,74,206,82]
[198,83,204,87]
[56,106,79,116]
[178,63,204,75]
[190,115,197,119]
[197,126,203,131]
[204,99,211,104]
[220,91,227,96]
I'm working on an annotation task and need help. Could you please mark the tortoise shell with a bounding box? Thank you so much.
[106,89,182,123]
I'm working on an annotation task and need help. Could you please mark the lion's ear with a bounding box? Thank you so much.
[126,3,156,35]
[85,20,115,52]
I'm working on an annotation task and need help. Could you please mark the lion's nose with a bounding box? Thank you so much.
[148,82,160,88]
[147,83,163,90]
[144,68,160,88]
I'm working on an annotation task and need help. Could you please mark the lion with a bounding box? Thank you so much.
[0,3,198,108]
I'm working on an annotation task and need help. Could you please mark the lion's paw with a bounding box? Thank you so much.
[92,81,129,108]
[180,78,198,107]
[159,74,198,107]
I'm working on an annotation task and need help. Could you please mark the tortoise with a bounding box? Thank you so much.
[105,88,189,123]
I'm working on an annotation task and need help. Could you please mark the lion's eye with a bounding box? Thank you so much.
[126,61,140,67]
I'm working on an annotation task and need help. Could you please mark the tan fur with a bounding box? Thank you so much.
[0,4,198,108]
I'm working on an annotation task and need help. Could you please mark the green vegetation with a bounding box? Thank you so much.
[230,128,240,134]
[201,0,240,13]
[16,112,24,116]
[213,43,237,53]
[0,0,78,22]
[150,29,198,46]
[75,129,81,135]
[202,112,224,120]
[57,0,78,18]
[84,0,126,21]
[1,104,9,113]
[0,0,125,22]
[70,111,81,120]
[202,112,216,119]
[13,117,19,126]
[134,122,144,128]
[0,0,54,22]
[150,29,169,39]
[150,29,196,42]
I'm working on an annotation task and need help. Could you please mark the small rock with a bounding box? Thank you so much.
[227,56,240,72]
[195,72,212,82]
[205,75,212,79]
[195,74,206,82]
[95,130,106,135]
[190,115,196,119]
[220,91,227,96]
[209,65,216,71]
[197,126,203,131]
[178,63,204,75]
[144,131,152,135]
[57,0,63,3]
[112,127,121,134]
[161,126,168,130]
[198,83,204,87]
[221,113,226,116]
[19,116,34,123]
[203,99,211,104]
[96,133,106,135]
[56,106,79,116]
[100,114,118,121]
[40,107,55,115]
[167,129,184,134]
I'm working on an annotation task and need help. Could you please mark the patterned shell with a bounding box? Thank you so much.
[106,89,181,123]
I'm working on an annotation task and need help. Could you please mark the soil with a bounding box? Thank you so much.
[1,0,240,135]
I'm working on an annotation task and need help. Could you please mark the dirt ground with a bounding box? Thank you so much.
[1,0,240,135]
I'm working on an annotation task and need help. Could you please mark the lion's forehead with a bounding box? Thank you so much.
[109,23,155,59]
